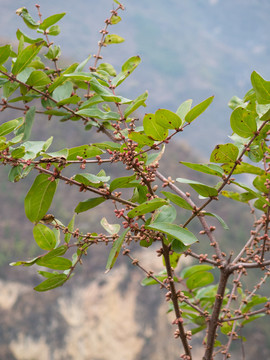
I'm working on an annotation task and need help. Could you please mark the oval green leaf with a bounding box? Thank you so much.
[143,113,168,141]
[186,272,214,290]
[33,224,57,250]
[155,109,182,129]
[34,274,67,292]
[161,191,193,210]
[251,71,270,104]
[24,174,58,222]
[104,34,125,45]
[176,178,218,197]
[127,198,168,218]
[75,197,105,214]
[210,143,239,163]
[36,256,72,270]
[145,223,198,246]
[185,96,214,123]
[12,42,44,75]
[106,228,129,271]
[230,107,257,138]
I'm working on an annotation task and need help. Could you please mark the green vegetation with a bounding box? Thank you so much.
[1,2,270,359]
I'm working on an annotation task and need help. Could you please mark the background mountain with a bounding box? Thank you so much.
[0,1,270,359]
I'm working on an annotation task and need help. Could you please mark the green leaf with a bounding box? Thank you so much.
[0,119,21,136]
[161,191,193,210]
[128,132,154,147]
[76,107,120,121]
[233,181,269,206]
[124,91,148,117]
[141,275,167,286]
[8,164,24,182]
[101,217,120,235]
[176,99,192,120]
[110,15,122,24]
[37,270,59,279]
[140,238,153,248]
[152,205,177,224]
[67,145,103,160]
[155,109,182,129]
[112,56,141,87]
[24,174,58,222]
[127,198,168,218]
[74,173,110,187]
[242,295,268,313]
[34,274,67,292]
[16,29,43,44]
[203,212,229,230]
[241,314,265,326]
[171,239,189,254]
[145,223,198,246]
[169,252,181,268]
[79,95,103,109]
[181,264,214,279]
[110,174,136,192]
[221,190,256,203]
[12,42,44,75]
[15,106,35,141]
[253,174,268,193]
[106,229,129,271]
[220,322,233,335]
[3,80,19,98]
[52,81,73,102]
[185,96,214,123]
[36,256,72,270]
[10,256,40,267]
[92,141,121,151]
[39,246,67,261]
[191,325,207,335]
[180,162,223,177]
[104,34,125,45]
[22,138,53,159]
[33,224,57,250]
[228,95,245,110]
[210,143,239,163]
[0,44,12,66]
[63,71,93,82]
[16,7,39,29]
[45,25,60,36]
[176,178,218,197]
[251,71,270,104]
[97,63,116,77]
[56,95,80,106]
[11,147,26,159]
[26,70,51,90]
[45,45,61,61]
[186,272,214,290]
[64,215,75,244]
[39,13,66,30]
[75,197,106,214]
[143,113,168,141]
[230,107,257,138]
[89,77,128,103]
[222,162,264,175]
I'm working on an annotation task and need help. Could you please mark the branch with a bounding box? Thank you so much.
[162,240,192,360]
[203,269,230,360]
